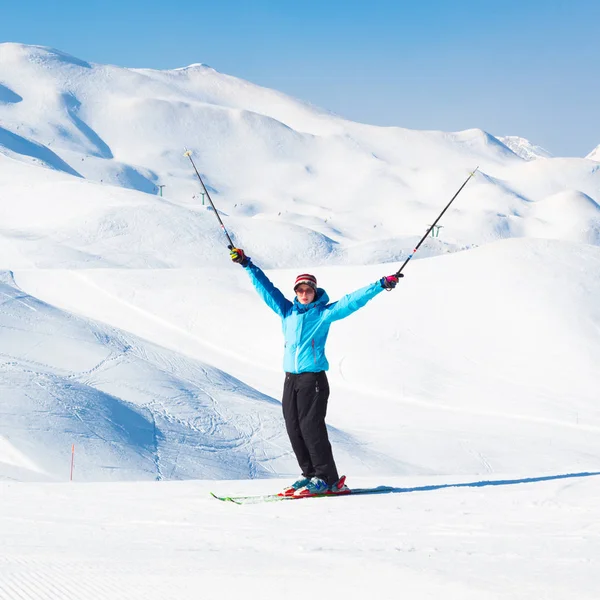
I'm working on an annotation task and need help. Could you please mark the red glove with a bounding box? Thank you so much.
[380,274,403,290]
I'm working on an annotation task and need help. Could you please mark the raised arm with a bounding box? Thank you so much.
[231,248,292,318]
[322,282,383,323]
[322,274,402,323]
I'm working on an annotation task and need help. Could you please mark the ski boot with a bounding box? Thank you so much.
[327,475,350,495]
[293,476,329,498]
[279,476,312,497]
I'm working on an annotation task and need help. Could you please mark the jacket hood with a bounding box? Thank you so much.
[293,287,329,312]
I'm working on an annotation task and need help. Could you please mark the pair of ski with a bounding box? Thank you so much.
[211,485,396,505]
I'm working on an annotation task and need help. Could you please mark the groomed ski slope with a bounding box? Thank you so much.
[1,474,599,600]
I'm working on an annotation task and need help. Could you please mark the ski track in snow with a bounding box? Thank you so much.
[2,273,395,483]
[0,278,298,482]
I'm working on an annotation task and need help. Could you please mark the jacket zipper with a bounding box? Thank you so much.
[312,339,316,365]
[295,313,304,372]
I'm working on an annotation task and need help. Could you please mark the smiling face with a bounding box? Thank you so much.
[295,284,316,305]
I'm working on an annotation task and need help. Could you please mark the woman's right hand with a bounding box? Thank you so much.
[230,248,248,266]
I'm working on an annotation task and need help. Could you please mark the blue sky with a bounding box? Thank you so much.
[1,0,598,156]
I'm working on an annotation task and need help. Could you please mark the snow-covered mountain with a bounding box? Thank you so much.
[0,42,599,485]
[495,135,553,160]
[1,41,599,600]
[587,143,600,161]
[1,41,599,265]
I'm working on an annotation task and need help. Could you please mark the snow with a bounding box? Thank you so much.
[586,144,600,161]
[1,474,599,600]
[496,135,553,160]
[1,43,599,598]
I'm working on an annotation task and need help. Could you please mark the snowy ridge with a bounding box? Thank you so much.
[495,135,553,160]
[1,43,600,257]
[586,143,600,161]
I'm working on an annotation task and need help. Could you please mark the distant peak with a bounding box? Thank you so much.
[0,42,92,69]
[172,63,215,72]
[585,144,600,161]
[495,135,553,160]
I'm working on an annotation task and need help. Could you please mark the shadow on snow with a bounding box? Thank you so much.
[355,471,600,496]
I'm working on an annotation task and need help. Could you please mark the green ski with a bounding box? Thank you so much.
[210,486,396,505]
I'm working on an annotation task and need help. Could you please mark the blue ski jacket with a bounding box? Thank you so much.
[244,261,385,374]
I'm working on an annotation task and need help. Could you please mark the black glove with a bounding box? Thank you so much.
[230,247,250,267]
[380,273,403,290]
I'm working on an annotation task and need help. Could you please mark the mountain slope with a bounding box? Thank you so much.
[0,43,599,483]
[13,236,600,480]
[2,42,599,257]
[0,271,296,481]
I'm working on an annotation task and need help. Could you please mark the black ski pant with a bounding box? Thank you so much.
[282,371,339,486]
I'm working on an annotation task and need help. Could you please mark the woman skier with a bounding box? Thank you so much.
[230,247,401,497]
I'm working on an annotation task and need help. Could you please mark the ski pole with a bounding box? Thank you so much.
[184,149,235,249]
[394,167,478,277]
